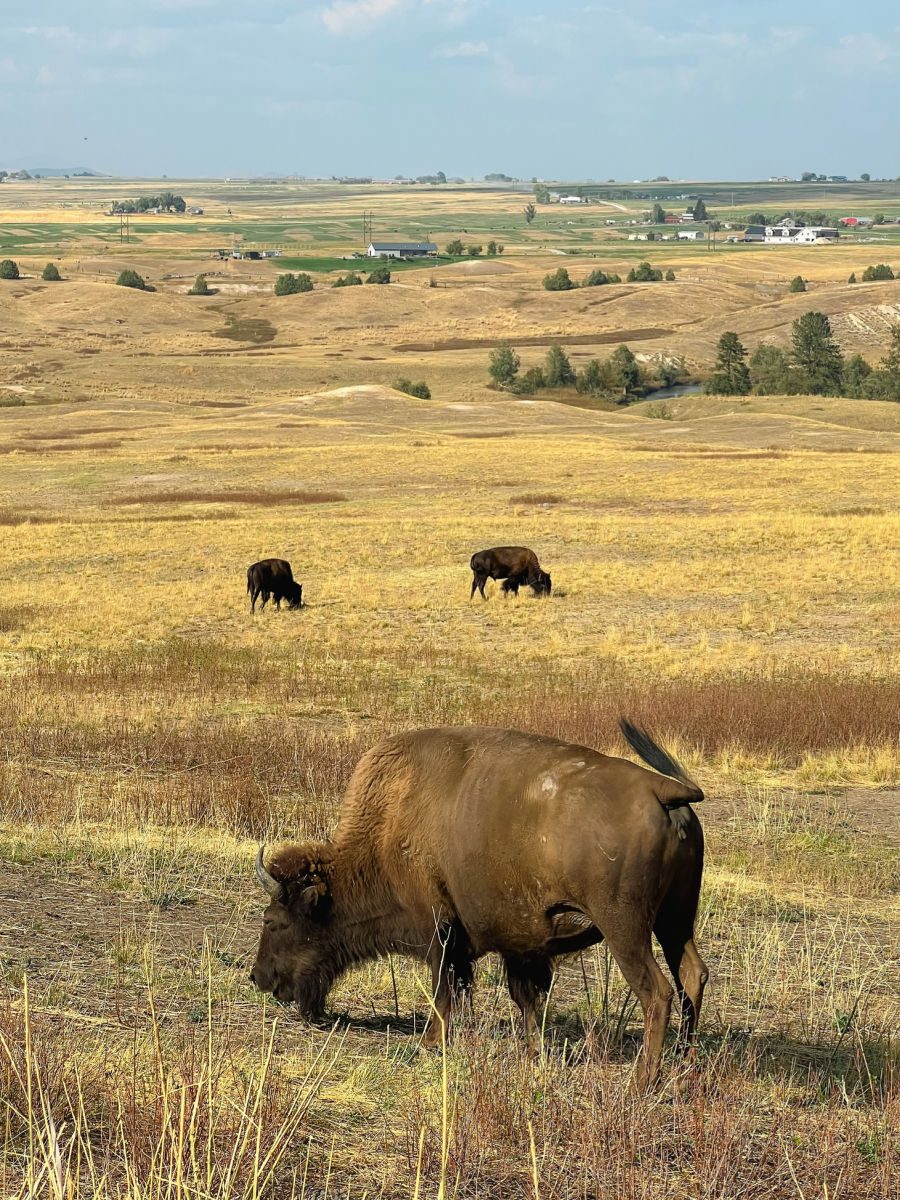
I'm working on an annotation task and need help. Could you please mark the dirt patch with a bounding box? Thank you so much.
[105,488,348,507]
[212,316,277,345]
[394,328,669,353]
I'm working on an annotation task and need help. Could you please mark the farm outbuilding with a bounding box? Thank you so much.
[367,242,438,258]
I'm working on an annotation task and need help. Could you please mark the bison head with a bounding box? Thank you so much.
[532,570,552,596]
[287,582,303,609]
[251,843,335,1019]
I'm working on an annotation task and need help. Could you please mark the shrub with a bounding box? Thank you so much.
[789,275,807,293]
[0,259,21,280]
[445,239,464,256]
[861,263,894,281]
[41,262,62,282]
[333,272,362,287]
[115,269,147,290]
[366,265,391,284]
[188,274,209,295]
[274,272,313,295]
[393,378,431,399]
[543,267,575,291]
[848,272,857,284]
[513,366,546,395]
[467,244,483,257]
[665,269,676,281]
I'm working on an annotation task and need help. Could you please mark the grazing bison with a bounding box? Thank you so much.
[470,546,551,599]
[247,558,303,613]
[251,720,707,1089]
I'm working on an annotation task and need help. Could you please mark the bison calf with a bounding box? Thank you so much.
[247,558,303,613]
[470,546,551,599]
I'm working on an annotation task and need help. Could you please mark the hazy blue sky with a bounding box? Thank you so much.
[2,1,898,179]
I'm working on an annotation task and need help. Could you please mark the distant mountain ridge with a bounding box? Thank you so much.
[22,167,105,177]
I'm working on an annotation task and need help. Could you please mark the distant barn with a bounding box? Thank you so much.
[367,241,438,259]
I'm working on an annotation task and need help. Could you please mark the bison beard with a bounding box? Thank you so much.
[251,722,708,1090]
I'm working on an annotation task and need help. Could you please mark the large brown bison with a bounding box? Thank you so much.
[251,720,707,1089]
[247,558,303,613]
[470,546,551,599]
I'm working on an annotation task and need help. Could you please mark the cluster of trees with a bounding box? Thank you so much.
[628,261,675,282]
[393,378,431,399]
[488,342,684,400]
[333,272,362,287]
[542,266,623,291]
[116,269,151,290]
[445,240,504,257]
[110,192,187,214]
[542,263,673,291]
[745,210,841,229]
[0,258,20,279]
[652,199,709,223]
[706,316,900,401]
[861,263,894,281]
[274,272,313,295]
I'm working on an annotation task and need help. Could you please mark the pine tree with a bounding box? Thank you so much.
[488,344,520,387]
[750,344,792,395]
[791,312,844,395]
[188,274,209,295]
[875,324,900,400]
[848,272,857,284]
[41,262,62,281]
[789,275,807,293]
[544,343,576,387]
[692,198,708,222]
[706,332,751,395]
[610,345,641,397]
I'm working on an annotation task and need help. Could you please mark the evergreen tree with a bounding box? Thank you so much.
[523,203,537,224]
[609,344,641,397]
[874,324,900,401]
[486,241,498,256]
[791,312,844,395]
[583,268,611,287]
[841,354,873,398]
[706,332,751,395]
[333,272,362,287]
[651,203,667,224]
[488,343,520,387]
[188,274,209,295]
[692,198,708,222]
[576,359,607,395]
[41,262,62,281]
[848,272,857,284]
[665,269,676,281]
[0,259,20,279]
[515,366,546,395]
[789,275,807,293]
[750,344,792,395]
[366,265,391,284]
[544,343,576,387]
[627,261,663,282]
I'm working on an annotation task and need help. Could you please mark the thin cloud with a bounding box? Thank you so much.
[437,40,489,57]
[321,0,407,35]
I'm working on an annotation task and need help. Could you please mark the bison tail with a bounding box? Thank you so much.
[619,717,703,810]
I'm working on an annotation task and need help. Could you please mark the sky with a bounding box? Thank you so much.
[1,1,899,180]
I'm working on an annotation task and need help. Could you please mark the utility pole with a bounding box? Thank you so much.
[362,211,374,248]
[119,212,130,243]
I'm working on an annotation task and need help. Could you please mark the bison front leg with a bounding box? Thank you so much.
[504,954,552,1056]
[422,929,474,1050]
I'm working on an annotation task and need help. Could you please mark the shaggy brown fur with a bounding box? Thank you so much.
[251,721,707,1090]
[469,546,551,599]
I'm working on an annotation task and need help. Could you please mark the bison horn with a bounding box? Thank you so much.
[255,846,282,898]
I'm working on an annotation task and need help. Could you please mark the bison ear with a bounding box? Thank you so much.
[296,881,332,919]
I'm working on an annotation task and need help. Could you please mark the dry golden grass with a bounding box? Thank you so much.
[0,182,898,1196]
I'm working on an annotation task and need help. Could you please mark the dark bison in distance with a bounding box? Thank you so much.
[247,558,303,612]
[470,545,551,599]
[252,720,708,1090]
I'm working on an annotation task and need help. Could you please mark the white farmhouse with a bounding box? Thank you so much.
[367,241,438,258]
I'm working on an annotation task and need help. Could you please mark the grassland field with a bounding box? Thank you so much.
[0,178,898,1199]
